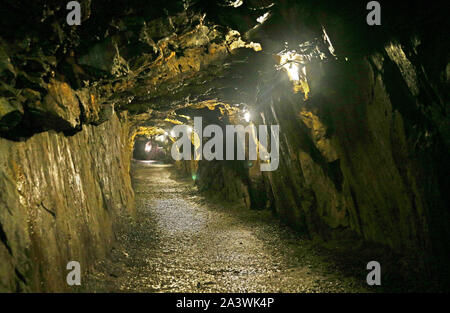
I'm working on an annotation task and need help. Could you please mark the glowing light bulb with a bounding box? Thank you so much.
[278,50,303,82]
[244,112,251,122]
[285,63,300,81]
[187,126,192,133]
[170,130,175,137]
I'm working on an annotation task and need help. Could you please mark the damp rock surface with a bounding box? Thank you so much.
[82,162,369,293]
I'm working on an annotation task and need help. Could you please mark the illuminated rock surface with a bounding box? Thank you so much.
[0,1,448,292]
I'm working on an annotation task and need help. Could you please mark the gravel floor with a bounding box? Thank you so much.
[82,161,371,292]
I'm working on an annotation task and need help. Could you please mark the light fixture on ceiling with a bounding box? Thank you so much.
[228,0,243,8]
[285,62,300,82]
[278,50,304,82]
[276,50,310,98]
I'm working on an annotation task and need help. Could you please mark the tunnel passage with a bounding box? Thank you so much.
[0,0,449,292]
[83,160,372,292]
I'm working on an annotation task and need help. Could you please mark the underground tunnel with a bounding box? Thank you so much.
[0,0,449,294]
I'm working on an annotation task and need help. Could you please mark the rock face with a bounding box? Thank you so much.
[252,31,449,282]
[0,0,448,291]
[0,113,134,292]
[175,159,252,209]
[174,19,449,285]
[30,79,81,130]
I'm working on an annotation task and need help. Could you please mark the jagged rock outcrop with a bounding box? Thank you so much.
[30,78,81,130]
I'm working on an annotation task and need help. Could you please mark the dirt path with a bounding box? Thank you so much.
[83,161,370,292]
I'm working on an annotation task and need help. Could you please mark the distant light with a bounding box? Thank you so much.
[244,111,251,122]
[192,174,197,181]
[145,142,152,152]
[257,12,270,24]
[286,63,300,81]
[187,126,192,133]
[170,130,175,137]
[229,0,243,8]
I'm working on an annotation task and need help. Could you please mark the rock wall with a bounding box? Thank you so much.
[175,159,252,209]
[259,41,449,275]
[0,113,134,292]
[177,40,449,284]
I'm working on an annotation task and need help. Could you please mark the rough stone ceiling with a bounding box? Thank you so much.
[0,0,446,139]
[1,0,280,138]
